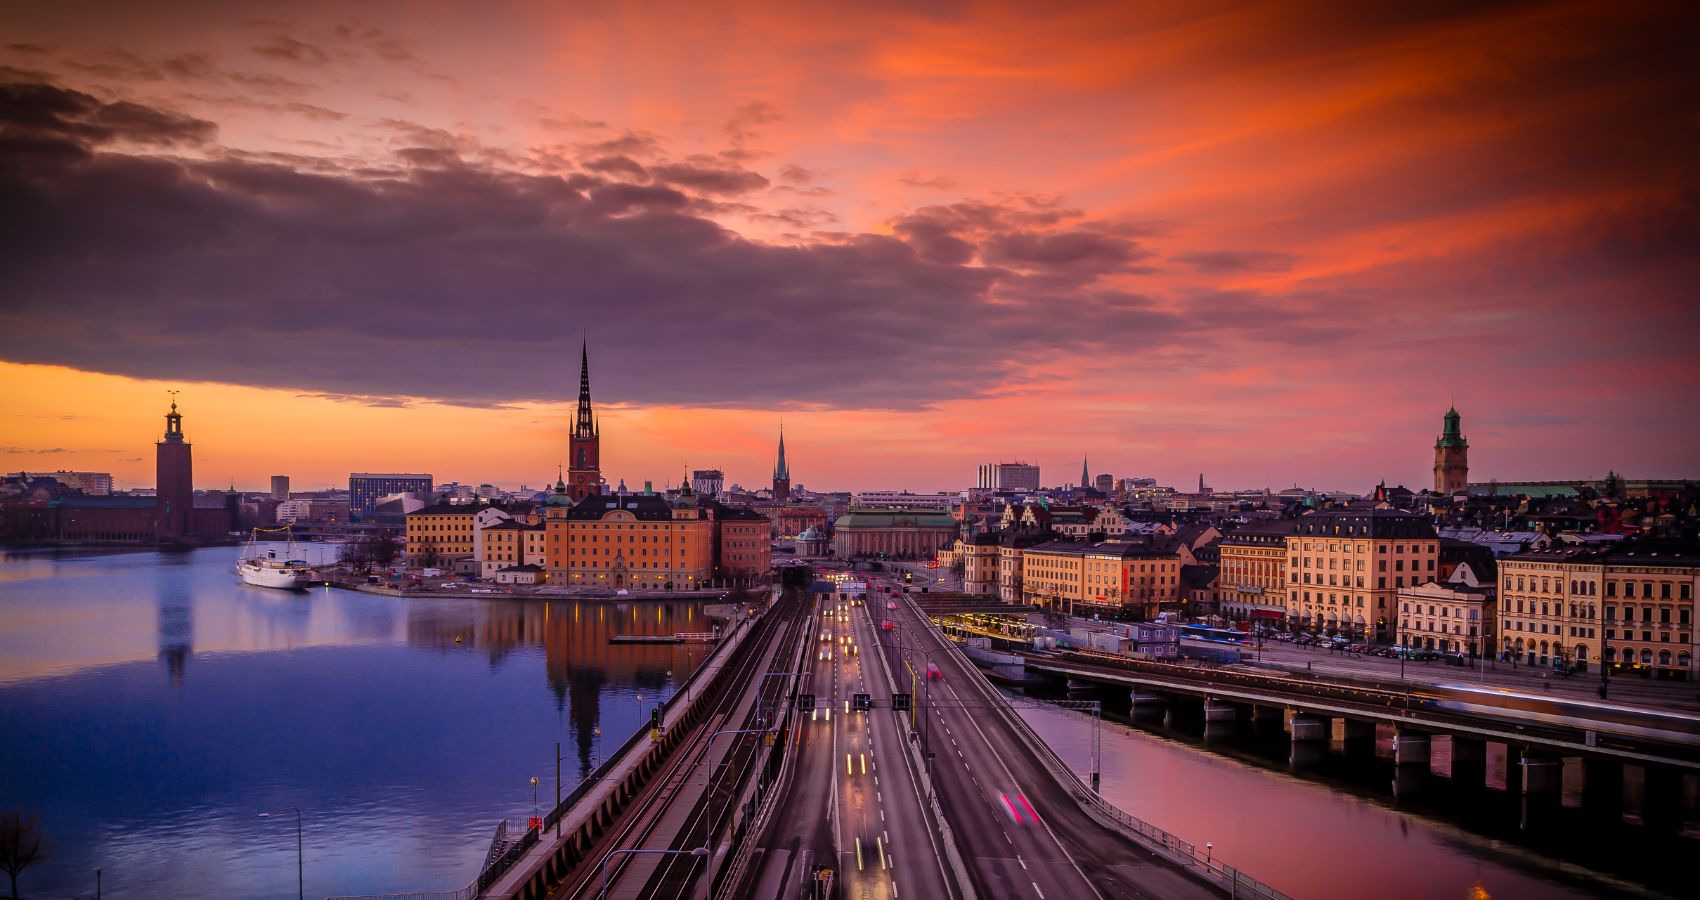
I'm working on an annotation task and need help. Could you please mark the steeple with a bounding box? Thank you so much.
[1080,455,1089,488]
[574,337,595,440]
[771,423,792,502]
[163,390,184,443]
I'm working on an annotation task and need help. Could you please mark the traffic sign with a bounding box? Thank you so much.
[852,693,871,711]
[797,693,816,711]
[891,693,911,711]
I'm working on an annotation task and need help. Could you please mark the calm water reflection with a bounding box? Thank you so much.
[1011,695,1675,900]
[0,546,714,898]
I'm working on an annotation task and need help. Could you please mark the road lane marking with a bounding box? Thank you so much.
[1018,855,1027,870]
[1033,882,1045,899]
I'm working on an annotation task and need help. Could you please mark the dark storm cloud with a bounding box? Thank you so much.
[0,81,215,148]
[0,80,1194,411]
[649,161,770,195]
[1171,249,1297,274]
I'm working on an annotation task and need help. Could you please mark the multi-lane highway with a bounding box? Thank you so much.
[742,590,959,900]
[873,581,1222,900]
[743,577,1221,899]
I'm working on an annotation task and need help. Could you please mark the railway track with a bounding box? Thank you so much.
[547,587,810,900]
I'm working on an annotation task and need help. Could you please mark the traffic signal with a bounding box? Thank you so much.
[651,707,663,732]
[891,693,911,711]
[797,693,816,711]
[852,693,871,711]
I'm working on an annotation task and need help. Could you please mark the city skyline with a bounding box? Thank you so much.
[3,1,1697,492]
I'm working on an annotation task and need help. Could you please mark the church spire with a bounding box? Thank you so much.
[773,423,789,481]
[574,336,595,439]
[1080,455,1089,488]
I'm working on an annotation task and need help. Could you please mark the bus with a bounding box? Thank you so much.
[1178,624,1252,646]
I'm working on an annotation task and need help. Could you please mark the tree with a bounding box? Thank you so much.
[0,810,49,899]
[367,529,402,568]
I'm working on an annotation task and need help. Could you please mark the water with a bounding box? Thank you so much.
[0,546,713,899]
[1010,695,1685,900]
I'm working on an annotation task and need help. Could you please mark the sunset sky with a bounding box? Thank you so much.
[2,0,1696,493]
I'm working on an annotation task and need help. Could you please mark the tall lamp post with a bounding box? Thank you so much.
[258,807,302,900]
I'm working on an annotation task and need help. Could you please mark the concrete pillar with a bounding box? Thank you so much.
[1251,704,1283,733]
[1129,688,1167,721]
[1451,737,1487,790]
[1581,757,1624,822]
[1516,749,1563,830]
[1289,712,1329,743]
[1642,765,1683,832]
[1393,729,1431,767]
[1203,698,1239,723]
[1336,718,1375,743]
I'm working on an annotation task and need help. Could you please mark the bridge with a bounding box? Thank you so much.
[431,580,1287,900]
[1013,648,1700,830]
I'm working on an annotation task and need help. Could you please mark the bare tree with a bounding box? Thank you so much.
[0,810,49,899]
[367,529,402,568]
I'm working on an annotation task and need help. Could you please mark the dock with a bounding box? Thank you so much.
[609,632,721,645]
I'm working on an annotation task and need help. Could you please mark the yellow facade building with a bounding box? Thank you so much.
[1285,509,1439,642]
[1020,537,1182,619]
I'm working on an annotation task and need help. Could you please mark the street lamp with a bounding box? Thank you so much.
[530,776,540,832]
[599,847,710,899]
[258,807,303,900]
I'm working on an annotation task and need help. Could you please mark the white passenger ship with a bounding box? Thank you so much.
[236,529,313,590]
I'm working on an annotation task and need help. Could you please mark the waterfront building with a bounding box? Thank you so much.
[541,477,769,589]
[1434,406,1469,494]
[5,470,113,495]
[1218,521,1294,626]
[1396,579,1495,656]
[771,426,791,502]
[1284,508,1439,641]
[1498,542,1699,678]
[405,500,503,567]
[481,518,547,579]
[976,461,1041,492]
[351,473,434,514]
[567,340,603,503]
[1019,536,1182,619]
[155,399,193,540]
[270,475,289,501]
[832,508,957,560]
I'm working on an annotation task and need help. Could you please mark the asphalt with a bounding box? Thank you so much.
[873,586,1222,900]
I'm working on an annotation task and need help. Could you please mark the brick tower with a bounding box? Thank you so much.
[155,394,194,541]
[1433,405,1469,494]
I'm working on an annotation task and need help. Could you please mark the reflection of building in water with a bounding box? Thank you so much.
[156,579,193,687]
[405,599,716,771]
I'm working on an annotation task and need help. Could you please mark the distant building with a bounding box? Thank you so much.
[977,461,1040,492]
[851,491,958,510]
[270,475,290,501]
[692,469,724,497]
[567,340,602,503]
[6,470,112,495]
[772,426,791,502]
[1093,473,1114,494]
[351,473,433,514]
[155,399,193,540]
[1434,405,1469,494]
[833,509,957,560]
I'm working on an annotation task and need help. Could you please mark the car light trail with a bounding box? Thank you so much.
[1000,792,1023,823]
